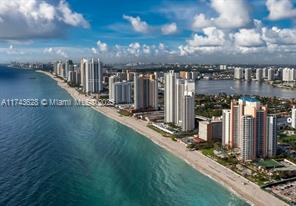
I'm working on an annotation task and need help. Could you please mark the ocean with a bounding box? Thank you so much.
[0,66,248,206]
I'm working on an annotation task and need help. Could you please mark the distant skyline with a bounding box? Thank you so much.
[1,0,296,64]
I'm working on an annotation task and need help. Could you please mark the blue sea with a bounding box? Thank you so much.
[0,66,248,206]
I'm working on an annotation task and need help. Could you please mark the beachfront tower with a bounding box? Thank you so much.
[240,116,255,161]
[181,92,195,132]
[267,115,277,158]
[80,58,88,92]
[230,97,268,161]
[222,109,231,147]
[86,58,103,93]
[164,70,177,123]
[134,73,158,111]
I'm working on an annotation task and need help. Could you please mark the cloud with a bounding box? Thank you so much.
[262,27,296,45]
[5,44,25,55]
[127,42,141,56]
[266,0,296,20]
[44,47,68,58]
[123,15,149,33]
[0,0,89,40]
[233,29,265,47]
[161,23,178,35]
[156,2,200,21]
[159,43,165,50]
[142,44,151,54]
[192,14,213,29]
[188,27,226,47]
[96,41,108,52]
[58,0,89,28]
[178,27,226,56]
[91,48,97,54]
[192,0,250,29]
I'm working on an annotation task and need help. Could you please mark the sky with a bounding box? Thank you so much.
[1,0,296,64]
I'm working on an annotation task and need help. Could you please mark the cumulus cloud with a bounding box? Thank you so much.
[44,47,68,58]
[108,42,174,59]
[123,15,149,33]
[159,43,165,50]
[0,0,89,40]
[188,27,225,47]
[178,27,226,56]
[142,45,151,54]
[262,27,296,45]
[179,18,296,58]
[266,0,296,20]
[192,0,250,29]
[6,45,25,55]
[91,48,97,54]
[161,23,178,35]
[233,29,265,47]
[127,42,141,56]
[58,0,89,28]
[96,41,108,52]
[192,14,213,29]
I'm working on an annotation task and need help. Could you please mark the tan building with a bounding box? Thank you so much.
[199,120,222,141]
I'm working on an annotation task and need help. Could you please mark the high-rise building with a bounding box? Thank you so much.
[85,58,103,93]
[175,79,195,126]
[256,69,263,81]
[164,71,177,123]
[65,60,73,79]
[164,71,195,131]
[222,109,231,146]
[80,58,88,91]
[68,71,74,83]
[113,81,132,104]
[175,79,185,125]
[256,109,267,158]
[54,61,61,76]
[75,68,81,86]
[282,68,296,82]
[56,62,66,78]
[263,68,268,79]
[267,115,277,158]
[126,70,134,81]
[134,73,158,111]
[190,71,198,80]
[185,80,195,93]
[149,74,158,109]
[240,116,255,161]
[292,106,296,129]
[245,68,251,81]
[230,101,242,148]
[182,92,195,131]
[109,75,121,103]
[234,67,243,80]
[277,68,283,80]
[229,97,269,161]
[267,68,275,81]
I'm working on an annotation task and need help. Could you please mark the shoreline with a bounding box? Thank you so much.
[38,70,288,206]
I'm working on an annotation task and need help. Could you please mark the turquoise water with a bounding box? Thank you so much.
[0,66,248,206]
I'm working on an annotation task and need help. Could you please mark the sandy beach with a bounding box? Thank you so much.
[38,70,288,206]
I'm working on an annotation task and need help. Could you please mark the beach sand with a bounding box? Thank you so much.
[38,70,288,206]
